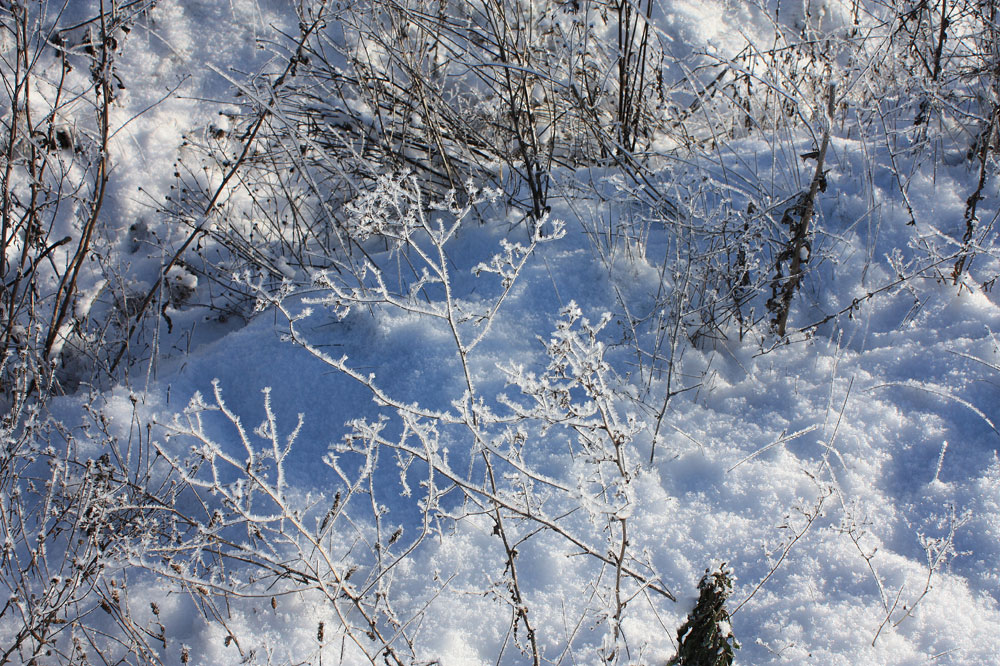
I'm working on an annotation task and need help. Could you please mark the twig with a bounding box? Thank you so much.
[727,425,820,473]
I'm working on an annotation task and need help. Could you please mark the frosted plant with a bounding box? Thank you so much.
[668,565,740,666]
[144,380,420,665]
[496,303,654,662]
[0,355,170,665]
[228,176,676,664]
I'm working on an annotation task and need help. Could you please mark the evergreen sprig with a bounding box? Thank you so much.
[669,565,740,666]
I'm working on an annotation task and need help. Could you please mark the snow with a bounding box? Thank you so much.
[3,0,1000,664]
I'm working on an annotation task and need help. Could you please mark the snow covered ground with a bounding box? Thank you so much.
[3,0,999,664]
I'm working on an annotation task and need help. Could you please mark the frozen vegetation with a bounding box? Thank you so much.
[1,0,998,664]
